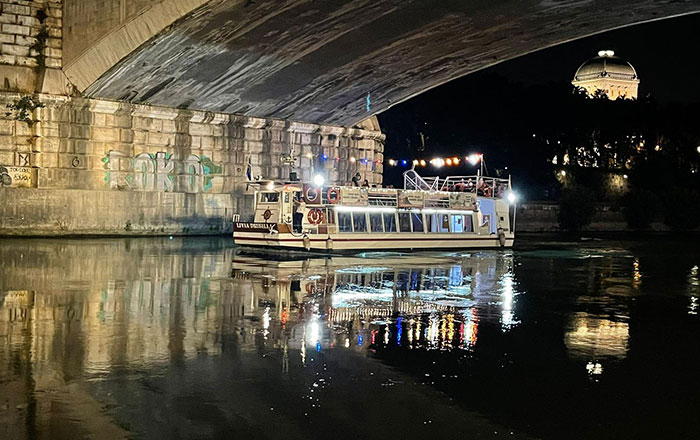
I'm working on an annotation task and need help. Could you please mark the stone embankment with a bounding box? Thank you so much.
[516,202,670,232]
[0,95,384,235]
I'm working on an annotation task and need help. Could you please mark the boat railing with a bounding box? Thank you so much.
[403,169,510,198]
[368,194,398,206]
[441,175,510,198]
[404,169,439,191]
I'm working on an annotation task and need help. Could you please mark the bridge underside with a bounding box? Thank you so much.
[83,0,699,126]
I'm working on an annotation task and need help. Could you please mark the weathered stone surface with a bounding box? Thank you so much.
[0,0,68,94]
[76,0,700,126]
[515,203,674,232]
[0,187,233,235]
[0,92,384,235]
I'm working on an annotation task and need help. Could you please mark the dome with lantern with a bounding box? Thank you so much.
[572,50,640,100]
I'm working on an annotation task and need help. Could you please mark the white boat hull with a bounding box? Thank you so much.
[234,231,514,251]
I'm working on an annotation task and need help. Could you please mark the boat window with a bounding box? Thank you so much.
[383,213,397,232]
[450,214,464,233]
[259,192,279,203]
[352,212,367,233]
[411,213,424,233]
[427,213,450,233]
[369,213,383,233]
[440,214,450,232]
[464,214,474,233]
[399,212,411,233]
[426,213,435,232]
[284,193,290,203]
[338,212,352,232]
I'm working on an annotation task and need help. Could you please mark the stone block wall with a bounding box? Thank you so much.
[0,92,385,235]
[0,0,62,69]
[0,1,69,95]
[0,0,386,236]
[515,203,672,232]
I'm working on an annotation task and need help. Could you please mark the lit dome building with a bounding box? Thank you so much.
[572,50,639,100]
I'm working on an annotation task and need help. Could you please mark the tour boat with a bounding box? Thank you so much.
[233,169,516,251]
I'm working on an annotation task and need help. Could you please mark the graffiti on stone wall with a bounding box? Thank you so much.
[102,151,223,193]
[0,166,34,188]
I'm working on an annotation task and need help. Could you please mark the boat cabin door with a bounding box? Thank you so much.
[254,190,283,223]
[280,188,296,225]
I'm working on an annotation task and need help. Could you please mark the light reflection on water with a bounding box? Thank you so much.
[1,236,699,440]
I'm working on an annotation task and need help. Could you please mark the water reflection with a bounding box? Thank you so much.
[1,237,700,440]
[564,313,629,359]
[232,251,520,360]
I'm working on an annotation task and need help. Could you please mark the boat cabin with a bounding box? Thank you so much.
[236,169,516,251]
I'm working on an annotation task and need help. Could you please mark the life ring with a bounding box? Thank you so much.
[307,208,324,225]
[327,187,340,204]
[263,209,272,220]
[304,185,320,204]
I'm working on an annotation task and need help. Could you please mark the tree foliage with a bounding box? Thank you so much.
[558,186,597,232]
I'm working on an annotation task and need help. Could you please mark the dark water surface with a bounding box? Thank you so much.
[1,235,699,439]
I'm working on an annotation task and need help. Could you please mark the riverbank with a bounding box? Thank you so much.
[516,202,672,232]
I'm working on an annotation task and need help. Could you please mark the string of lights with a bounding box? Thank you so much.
[305,152,383,165]
[386,153,483,168]
[302,152,485,168]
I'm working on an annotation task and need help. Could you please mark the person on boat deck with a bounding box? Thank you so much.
[292,199,306,233]
[362,179,370,187]
[478,179,493,196]
[496,183,506,198]
[351,172,362,186]
[454,178,466,192]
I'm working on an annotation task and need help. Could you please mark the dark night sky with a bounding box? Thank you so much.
[376,13,700,188]
[487,13,700,103]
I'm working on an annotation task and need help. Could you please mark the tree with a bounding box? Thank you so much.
[558,186,597,232]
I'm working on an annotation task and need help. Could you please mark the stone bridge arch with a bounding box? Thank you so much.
[65,1,700,127]
[63,0,211,92]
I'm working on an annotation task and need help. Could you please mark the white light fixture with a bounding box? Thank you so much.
[266,181,274,191]
[560,170,567,177]
[431,158,445,168]
[412,208,474,215]
[335,205,396,213]
[467,154,481,166]
[505,191,517,204]
[313,174,325,187]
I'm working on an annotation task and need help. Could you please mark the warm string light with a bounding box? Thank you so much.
[303,153,477,168]
[385,155,473,167]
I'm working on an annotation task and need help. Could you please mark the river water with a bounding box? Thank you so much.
[1,235,699,439]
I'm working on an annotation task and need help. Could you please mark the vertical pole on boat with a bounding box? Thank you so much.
[476,167,480,197]
[510,175,517,233]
